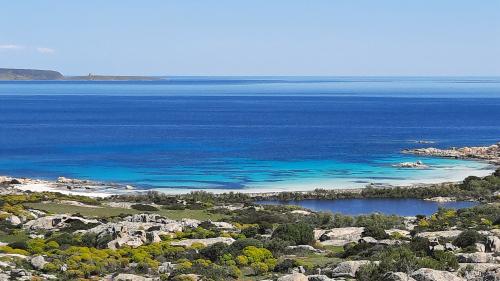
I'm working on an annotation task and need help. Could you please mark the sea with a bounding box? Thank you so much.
[0,77,499,193]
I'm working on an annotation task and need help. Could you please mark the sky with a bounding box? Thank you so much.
[1,1,499,76]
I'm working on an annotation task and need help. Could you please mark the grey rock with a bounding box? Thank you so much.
[359,236,378,244]
[456,252,495,263]
[112,273,151,281]
[24,214,99,231]
[30,255,47,270]
[383,272,417,281]
[331,260,371,278]
[6,215,21,225]
[318,227,364,246]
[445,243,458,251]
[475,243,486,253]
[158,262,176,274]
[287,245,325,253]
[307,275,335,281]
[459,263,500,281]
[416,230,462,240]
[170,237,235,247]
[485,236,500,253]
[410,268,465,281]
[277,273,308,281]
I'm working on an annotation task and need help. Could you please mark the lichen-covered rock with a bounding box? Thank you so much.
[410,268,465,281]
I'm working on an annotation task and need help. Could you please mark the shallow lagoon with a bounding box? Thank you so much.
[257,198,478,216]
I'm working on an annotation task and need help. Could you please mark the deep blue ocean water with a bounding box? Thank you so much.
[0,77,499,193]
[256,199,478,216]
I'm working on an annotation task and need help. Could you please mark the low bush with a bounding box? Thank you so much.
[130,204,159,211]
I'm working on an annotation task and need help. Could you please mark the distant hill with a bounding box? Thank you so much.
[0,68,161,81]
[0,68,64,80]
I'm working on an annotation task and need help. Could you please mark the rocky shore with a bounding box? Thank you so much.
[403,142,500,164]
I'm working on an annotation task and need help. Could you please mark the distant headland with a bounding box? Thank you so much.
[0,68,161,81]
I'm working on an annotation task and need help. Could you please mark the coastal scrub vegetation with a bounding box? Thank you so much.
[0,170,498,280]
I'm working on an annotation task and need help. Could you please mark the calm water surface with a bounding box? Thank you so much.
[257,199,479,216]
[0,77,499,193]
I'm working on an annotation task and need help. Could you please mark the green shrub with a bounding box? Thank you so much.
[200,242,228,262]
[131,204,159,211]
[453,230,483,248]
[362,225,389,240]
[271,222,314,245]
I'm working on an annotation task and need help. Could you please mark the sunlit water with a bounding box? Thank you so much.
[0,77,498,193]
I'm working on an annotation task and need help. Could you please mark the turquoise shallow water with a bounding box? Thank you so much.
[0,77,499,192]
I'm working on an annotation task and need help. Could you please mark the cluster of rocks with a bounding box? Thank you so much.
[393,160,429,168]
[23,214,99,231]
[77,214,235,249]
[403,143,500,164]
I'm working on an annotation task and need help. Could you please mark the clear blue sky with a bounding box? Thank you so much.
[1,0,499,76]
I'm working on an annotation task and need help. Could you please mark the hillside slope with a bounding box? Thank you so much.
[0,68,64,80]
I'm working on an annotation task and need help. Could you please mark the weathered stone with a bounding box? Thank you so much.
[6,215,21,225]
[485,235,500,253]
[286,245,325,253]
[291,210,311,215]
[158,262,176,274]
[410,268,465,281]
[318,227,364,246]
[112,273,150,281]
[359,236,378,244]
[331,260,371,278]
[445,243,458,251]
[383,272,417,281]
[0,273,9,281]
[459,263,500,281]
[170,237,235,247]
[30,255,47,270]
[475,243,485,253]
[24,215,99,231]
[307,275,334,281]
[277,272,308,281]
[385,229,411,238]
[416,230,462,240]
[209,221,235,229]
[456,252,495,263]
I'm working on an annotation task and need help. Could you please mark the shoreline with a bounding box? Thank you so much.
[1,142,498,198]
[0,161,496,199]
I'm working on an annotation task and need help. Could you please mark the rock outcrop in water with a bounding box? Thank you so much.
[393,160,428,168]
[403,143,500,164]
